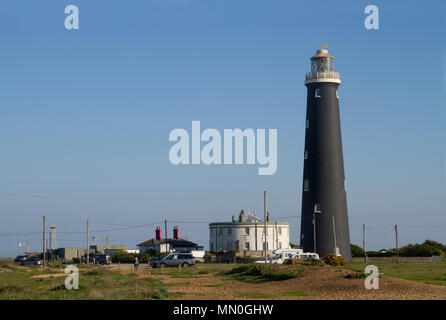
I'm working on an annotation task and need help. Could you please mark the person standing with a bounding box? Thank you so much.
[134,256,139,271]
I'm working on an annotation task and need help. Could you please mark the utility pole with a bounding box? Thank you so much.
[275,221,278,249]
[312,211,316,254]
[363,223,367,263]
[255,222,257,251]
[395,224,399,264]
[42,216,46,268]
[86,219,89,265]
[165,220,168,252]
[332,216,337,254]
[264,191,267,263]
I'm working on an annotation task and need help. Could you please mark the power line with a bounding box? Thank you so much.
[399,225,446,229]
[89,221,141,227]
[0,231,42,236]
[0,192,261,201]
[273,215,301,220]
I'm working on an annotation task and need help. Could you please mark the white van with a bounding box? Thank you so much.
[254,248,319,264]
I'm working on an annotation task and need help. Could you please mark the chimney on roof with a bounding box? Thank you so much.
[239,210,245,222]
[173,226,179,239]
[155,226,162,240]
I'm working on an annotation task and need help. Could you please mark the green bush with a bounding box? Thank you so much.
[225,265,298,282]
[423,240,446,253]
[399,243,442,257]
[351,244,364,257]
[322,254,346,266]
[345,272,367,279]
[203,253,215,263]
[112,250,152,263]
[147,288,168,300]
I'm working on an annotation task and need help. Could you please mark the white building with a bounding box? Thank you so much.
[209,210,290,256]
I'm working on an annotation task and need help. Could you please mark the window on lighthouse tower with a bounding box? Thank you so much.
[304,179,310,191]
[315,88,321,98]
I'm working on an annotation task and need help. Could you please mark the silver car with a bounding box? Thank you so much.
[153,253,195,268]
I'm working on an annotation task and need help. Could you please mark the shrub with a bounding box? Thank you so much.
[225,265,262,276]
[0,263,14,269]
[112,250,152,263]
[399,243,442,257]
[345,272,367,279]
[147,288,168,300]
[225,265,298,282]
[423,240,446,253]
[289,242,298,249]
[203,253,215,263]
[351,244,364,257]
[49,261,64,268]
[322,254,346,266]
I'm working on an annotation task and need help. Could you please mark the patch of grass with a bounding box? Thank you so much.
[0,284,28,294]
[162,281,191,287]
[0,263,15,269]
[348,260,446,286]
[225,265,261,276]
[48,262,64,269]
[169,291,186,297]
[344,272,367,279]
[202,283,225,287]
[280,291,315,297]
[89,289,105,300]
[235,292,275,299]
[85,268,109,276]
[147,288,169,300]
[0,264,172,300]
[50,283,67,291]
[224,265,299,283]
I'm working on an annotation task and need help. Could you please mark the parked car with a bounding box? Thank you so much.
[20,258,42,266]
[14,255,27,263]
[93,254,111,265]
[151,253,195,268]
[149,257,161,266]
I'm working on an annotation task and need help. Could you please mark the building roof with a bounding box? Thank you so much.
[137,238,198,248]
[310,48,334,60]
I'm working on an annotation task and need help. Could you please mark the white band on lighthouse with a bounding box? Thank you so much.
[305,71,341,85]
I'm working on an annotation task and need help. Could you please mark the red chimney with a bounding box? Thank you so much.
[155,227,162,240]
[173,226,179,239]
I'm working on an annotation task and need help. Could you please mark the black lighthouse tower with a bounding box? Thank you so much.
[300,48,351,261]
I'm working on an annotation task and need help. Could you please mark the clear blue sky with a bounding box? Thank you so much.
[0,0,445,257]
